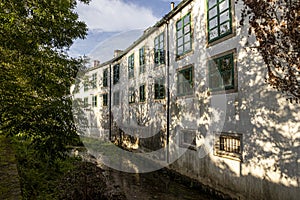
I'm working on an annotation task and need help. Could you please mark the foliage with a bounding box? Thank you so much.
[0,0,90,161]
[241,0,300,102]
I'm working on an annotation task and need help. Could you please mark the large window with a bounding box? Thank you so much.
[91,73,97,89]
[84,80,89,92]
[103,69,108,87]
[215,133,242,160]
[113,91,120,106]
[128,87,135,104]
[103,93,108,106]
[207,0,233,43]
[177,66,193,96]
[176,13,192,56]
[139,84,146,102]
[208,52,234,91]
[83,97,88,107]
[113,64,120,84]
[128,54,134,78]
[139,47,146,74]
[92,95,97,107]
[154,77,165,99]
[154,33,165,65]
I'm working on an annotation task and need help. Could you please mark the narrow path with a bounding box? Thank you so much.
[0,135,21,200]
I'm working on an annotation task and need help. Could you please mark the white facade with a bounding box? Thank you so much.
[73,0,300,199]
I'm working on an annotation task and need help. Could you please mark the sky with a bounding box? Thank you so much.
[76,0,181,31]
[69,0,181,61]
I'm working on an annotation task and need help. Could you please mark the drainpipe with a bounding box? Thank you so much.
[166,21,170,163]
[109,64,112,141]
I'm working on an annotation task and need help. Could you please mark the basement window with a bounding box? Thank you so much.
[215,133,242,160]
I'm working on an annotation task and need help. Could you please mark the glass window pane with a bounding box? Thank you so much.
[184,25,190,34]
[178,46,183,55]
[220,22,230,34]
[184,34,191,42]
[209,17,218,29]
[184,14,190,25]
[209,28,218,40]
[222,71,232,86]
[184,42,191,52]
[208,0,217,8]
[220,10,230,24]
[209,7,217,18]
[178,37,183,46]
[219,0,229,13]
[177,20,183,30]
[177,30,183,38]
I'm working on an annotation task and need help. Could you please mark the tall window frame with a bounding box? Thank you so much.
[128,87,135,104]
[83,97,88,107]
[176,13,192,56]
[154,77,165,100]
[177,66,194,96]
[103,93,108,107]
[139,84,146,102]
[208,51,235,92]
[103,69,108,87]
[207,0,233,43]
[91,73,97,89]
[113,64,120,85]
[92,95,97,107]
[128,54,135,79]
[139,47,146,74]
[154,33,165,65]
[113,91,120,106]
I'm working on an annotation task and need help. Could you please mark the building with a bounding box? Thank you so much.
[72,0,300,199]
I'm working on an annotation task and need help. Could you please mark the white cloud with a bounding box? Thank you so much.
[76,0,159,31]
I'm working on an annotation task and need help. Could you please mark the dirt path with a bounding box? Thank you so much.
[0,135,21,200]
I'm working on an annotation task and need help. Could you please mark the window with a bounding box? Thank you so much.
[113,91,120,106]
[103,93,108,106]
[92,95,97,107]
[84,79,89,92]
[139,47,146,74]
[128,87,135,103]
[103,69,108,87]
[113,64,120,84]
[154,77,165,99]
[180,130,197,150]
[139,84,146,102]
[177,66,193,96]
[154,33,165,65]
[207,0,232,43]
[208,52,234,91]
[176,13,192,56]
[215,133,242,160]
[91,73,97,89]
[83,97,88,107]
[128,54,134,78]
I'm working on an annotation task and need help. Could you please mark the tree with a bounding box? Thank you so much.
[241,0,300,102]
[0,0,90,161]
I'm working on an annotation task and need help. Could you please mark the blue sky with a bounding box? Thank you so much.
[76,0,181,31]
[70,0,181,60]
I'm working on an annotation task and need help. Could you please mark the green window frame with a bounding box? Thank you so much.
[91,73,97,89]
[139,84,146,102]
[177,67,194,96]
[103,69,108,87]
[83,97,88,107]
[128,54,134,78]
[92,95,97,107]
[113,64,120,84]
[154,77,165,99]
[128,87,135,104]
[113,91,120,106]
[84,80,89,92]
[103,93,108,106]
[139,47,146,74]
[176,13,192,56]
[154,33,165,65]
[208,52,234,91]
[207,0,233,43]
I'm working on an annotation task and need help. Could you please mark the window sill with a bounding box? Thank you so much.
[175,50,194,61]
[208,88,237,96]
[206,31,235,47]
[214,150,242,162]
